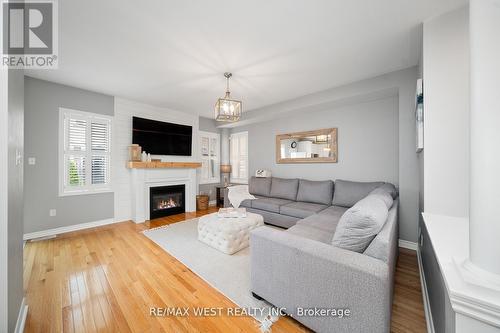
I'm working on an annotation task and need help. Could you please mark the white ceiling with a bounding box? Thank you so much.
[26,0,466,117]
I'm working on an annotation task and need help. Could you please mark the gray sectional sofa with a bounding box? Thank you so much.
[224,177,399,333]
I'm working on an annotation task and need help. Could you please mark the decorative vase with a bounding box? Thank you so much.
[128,144,142,161]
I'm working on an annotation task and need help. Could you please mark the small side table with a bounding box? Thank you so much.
[215,185,230,207]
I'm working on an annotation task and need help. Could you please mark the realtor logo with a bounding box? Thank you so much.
[2,0,58,68]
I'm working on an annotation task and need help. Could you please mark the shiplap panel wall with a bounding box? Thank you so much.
[112,98,199,222]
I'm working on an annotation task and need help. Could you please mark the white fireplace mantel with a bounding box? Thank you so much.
[130,167,197,223]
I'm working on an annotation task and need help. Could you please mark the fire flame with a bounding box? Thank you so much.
[156,197,178,210]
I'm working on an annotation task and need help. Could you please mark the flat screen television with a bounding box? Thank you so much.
[132,116,192,156]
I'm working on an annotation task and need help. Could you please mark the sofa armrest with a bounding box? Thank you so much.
[250,226,391,333]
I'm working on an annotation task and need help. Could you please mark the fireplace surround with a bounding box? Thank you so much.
[129,167,197,223]
[149,184,185,219]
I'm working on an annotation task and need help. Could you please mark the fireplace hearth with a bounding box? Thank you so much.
[150,184,185,219]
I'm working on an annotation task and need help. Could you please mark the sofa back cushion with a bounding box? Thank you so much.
[270,177,299,201]
[249,176,272,197]
[370,183,398,199]
[331,194,389,253]
[332,179,384,208]
[296,179,334,205]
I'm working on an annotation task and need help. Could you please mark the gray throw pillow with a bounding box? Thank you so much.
[370,183,398,199]
[331,194,389,253]
[368,191,393,209]
[296,179,334,205]
[270,177,299,201]
[332,179,384,208]
[249,176,272,197]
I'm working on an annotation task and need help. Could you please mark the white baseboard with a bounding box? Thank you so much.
[209,200,217,206]
[399,239,418,251]
[23,218,116,240]
[15,298,28,333]
[417,248,435,333]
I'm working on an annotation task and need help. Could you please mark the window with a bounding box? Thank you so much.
[230,131,248,184]
[59,108,112,196]
[199,131,220,184]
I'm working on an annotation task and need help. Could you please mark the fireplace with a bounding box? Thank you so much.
[149,184,185,219]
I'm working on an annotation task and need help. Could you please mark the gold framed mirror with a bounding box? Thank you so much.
[276,128,338,163]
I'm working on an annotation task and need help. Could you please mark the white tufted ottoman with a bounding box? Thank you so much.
[197,212,264,254]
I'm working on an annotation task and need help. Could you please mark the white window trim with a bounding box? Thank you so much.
[58,107,113,197]
[199,130,221,185]
[230,131,249,184]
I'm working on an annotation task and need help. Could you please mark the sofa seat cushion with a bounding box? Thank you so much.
[240,199,253,208]
[332,194,389,253]
[239,195,266,209]
[318,205,349,219]
[286,224,334,244]
[297,214,341,233]
[296,179,334,205]
[332,179,385,208]
[270,177,299,201]
[251,197,293,213]
[247,207,300,229]
[280,202,328,218]
[249,176,272,197]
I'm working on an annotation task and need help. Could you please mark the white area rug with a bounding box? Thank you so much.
[142,218,278,324]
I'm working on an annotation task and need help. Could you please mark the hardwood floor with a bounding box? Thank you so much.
[391,248,427,333]
[24,208,426,332]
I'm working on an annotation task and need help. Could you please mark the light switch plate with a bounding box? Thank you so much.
[28,157,36,165]
[49,209,56,217]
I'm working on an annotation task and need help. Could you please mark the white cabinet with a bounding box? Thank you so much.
[199,131,220,184]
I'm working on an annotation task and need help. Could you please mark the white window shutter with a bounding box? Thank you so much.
[230,132,248,183]
[199,131,220,184]
[67,118,87,151]
[66,155,86,187]
[90,119,111,185]
[239,134,248,179]
[90,122,109,152]
[60,108,112,195]
[91,155,109,185]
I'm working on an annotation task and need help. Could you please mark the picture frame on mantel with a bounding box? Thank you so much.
[276,128,338,164]
[416,78,424,153]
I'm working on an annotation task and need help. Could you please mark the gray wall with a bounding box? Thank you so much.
[394,67,420,243]
[199,116,220,133]
[0,69,25,333]
[198,117,222,203]
[224,67,419,242]
[233,96,399,185]
[24,77,115,234]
